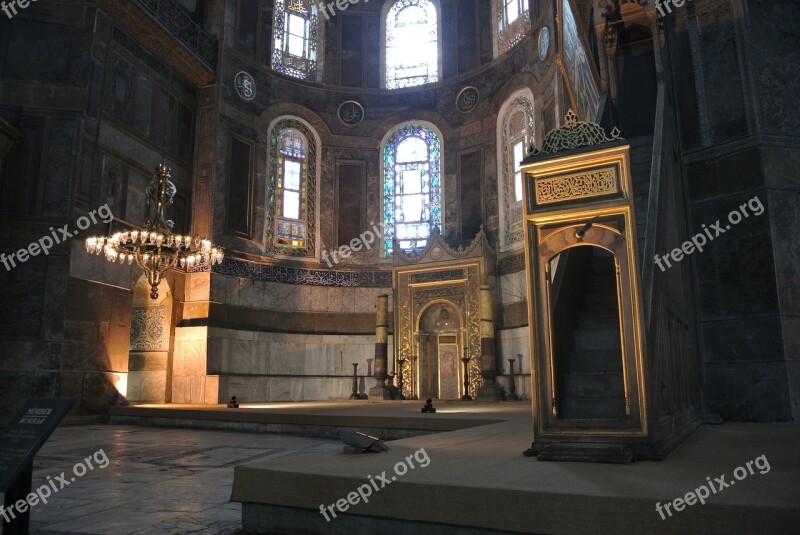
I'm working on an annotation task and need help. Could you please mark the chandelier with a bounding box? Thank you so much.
[85,162,223,299]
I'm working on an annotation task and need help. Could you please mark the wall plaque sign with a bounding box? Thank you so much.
[234,71,256,102]
[0,398,75,492]
[538,26,551,61]
[456,86,480,113]
[338,100,365,126]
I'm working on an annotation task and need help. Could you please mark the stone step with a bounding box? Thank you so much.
[578,310,619,324]
[559,397,627,419]
[569,348,624,372]
[564,371,624,398]
[582,291,619,310]
[575,327,622,351]
[576,317,619,331]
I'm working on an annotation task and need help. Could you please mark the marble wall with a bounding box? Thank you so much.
[671,0,800,421]
[172,326,219,404]
[208,327,394,402]
[210,273,389,315]
[497,327,532,400]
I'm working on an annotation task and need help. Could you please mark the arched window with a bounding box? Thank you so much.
[498,94,534,248]
[267,119,318,257]
[383,124,442,256]
[385,0,439,89]
[494,0,531,56]
[272,0,319,80]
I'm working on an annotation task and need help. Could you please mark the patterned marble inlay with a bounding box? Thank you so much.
[130,306,168,352]
[535,167,618,205]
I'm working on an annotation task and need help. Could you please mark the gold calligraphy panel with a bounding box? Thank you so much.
[534,167,619,206]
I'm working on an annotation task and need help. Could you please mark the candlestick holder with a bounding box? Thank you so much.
[461,356,473,400]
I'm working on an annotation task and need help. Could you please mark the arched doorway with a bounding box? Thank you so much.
[416,302,462,400]
[548,245,625,419]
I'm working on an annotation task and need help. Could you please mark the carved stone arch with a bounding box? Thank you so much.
[491,0,533,58]
[380,120,446,257]
[270,0,325,82]
[264,115,322,261]
[380,0,443,90]
[496,88,536,251]
[370,111,454,143]
[259,103,331,143]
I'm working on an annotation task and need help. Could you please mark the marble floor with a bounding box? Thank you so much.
[25,425,340,535]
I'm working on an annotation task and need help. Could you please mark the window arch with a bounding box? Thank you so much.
[272,0,319,80]
[494,0,531,57]
[385,0,439,89]
[383,124,443,256]
[497,92,534,248]
[267,118,318,258]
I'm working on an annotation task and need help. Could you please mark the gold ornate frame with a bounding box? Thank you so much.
[522,142,650,440]
[393,260,484,399]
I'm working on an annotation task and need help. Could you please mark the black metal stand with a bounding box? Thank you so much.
[461,356,473,400]
[508,358,519,401]
[397,359,406,400]
[3,461,32,534]
[410,357,419,400]
[350,363,361,400]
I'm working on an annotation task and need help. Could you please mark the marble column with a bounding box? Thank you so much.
[127,275,172,403]
[477,282,502,400]
[369,294,392,399]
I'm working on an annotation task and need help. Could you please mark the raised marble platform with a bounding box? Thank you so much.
[109,401,507,440]
[227,403,800,534]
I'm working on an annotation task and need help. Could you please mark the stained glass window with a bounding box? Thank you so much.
[267,120,317,257]
[385,0,439,89]
[383,124,442,256]
[273,0,318,80]
[495,0,530,55]
[500,96,534,247]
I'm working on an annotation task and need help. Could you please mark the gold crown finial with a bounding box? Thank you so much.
[565,109,578,127]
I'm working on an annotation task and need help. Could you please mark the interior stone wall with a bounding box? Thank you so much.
[496,327,532,400]
[172,326,220,404]
[0,1,114,423]
[671,0,800,421]
[127,276,173,403]
[210,327,393,402]
[2,0,792,420]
